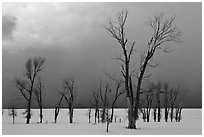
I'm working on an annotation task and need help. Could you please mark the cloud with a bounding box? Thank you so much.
[2,3,111,51]
[2,14,17,40]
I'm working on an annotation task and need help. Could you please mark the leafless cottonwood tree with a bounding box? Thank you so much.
[54,91,66,123]
[105,10,137,129]
[139,102,146,122]
[99,80,111,123]
[144,82,155,122]
[162,82,170,122]
[152,105,157,122]
[61,77,76,123]
[135,13,182,126]
[8,105,17,124]
[155,81,162,122]
[175,88,188,122]
[104,72,125,123]
[90,85,100,124]
[15,57,45,124]
[34,76,44,123]
[106,108,111,132]
[106,10,182,128]
[109,80,125,123]
[169,86,179,122]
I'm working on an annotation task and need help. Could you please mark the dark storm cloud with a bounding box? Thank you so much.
[2,15,17,40]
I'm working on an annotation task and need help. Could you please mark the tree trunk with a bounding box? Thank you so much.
[101,105,106,123]
[40,107,43,123]
[127,97,136,129]
[69,106,73,123]
[170,107,173,122]
[178,108,182,122]
[97,110,100,123]
[164,107,168,122]
[54,107,59,123]
[94,109,97,124]
[26,101,31,124]
[157,102,161,122]
[110,105,114,123]
[147,108,150,122]
[147,115,150,122]
[106,109,109,132]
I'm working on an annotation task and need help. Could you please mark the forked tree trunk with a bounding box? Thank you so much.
[127,97,136,129]
[178,108,182,122]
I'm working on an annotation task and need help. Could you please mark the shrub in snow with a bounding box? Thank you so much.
[8,108,17,124]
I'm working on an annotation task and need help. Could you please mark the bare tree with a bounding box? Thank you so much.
[90,85,100,124]
[8,105,17,124]
[99,80,111,123]
[155,81,162,122]
[135,13,182,126]
[106,10,182,128]
[88,108,92,123]
[106,108,111,132]
[15,57,45,124]
[61,77,76,123]
[34,76,44,123]
[144,82,154,122]
[54,91,66,123]
[152,105,157,122]
[169,86,179,122]
[140,106,146,122]
[105,10,137,129]
[175,88,188,122]
[162,82,170,122]
[109,80,125,123]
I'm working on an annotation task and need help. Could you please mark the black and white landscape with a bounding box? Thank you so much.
[2,2,202,135]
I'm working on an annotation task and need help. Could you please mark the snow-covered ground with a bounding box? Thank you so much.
[2,108,202,135]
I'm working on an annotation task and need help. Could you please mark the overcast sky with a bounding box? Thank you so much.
[2,2,202,108]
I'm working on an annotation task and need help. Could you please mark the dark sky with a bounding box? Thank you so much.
[2,2,202,108]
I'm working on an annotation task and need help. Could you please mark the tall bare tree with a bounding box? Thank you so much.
[15,57,45,124]
[99,80,111,123]
[106,10,182,128]
[155,81,162,122]
[169,86,179,122]
[34,76,44,123]
[61,77,76,123]
[54,91,66,123]
[106,10,136,129]
[109,80,125,123]
[144,82,155,122]
[162,82,170,122]
[104,71,125,123]
[175,88,188,122]
[90,85,100,124]
[135,13,182,126]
